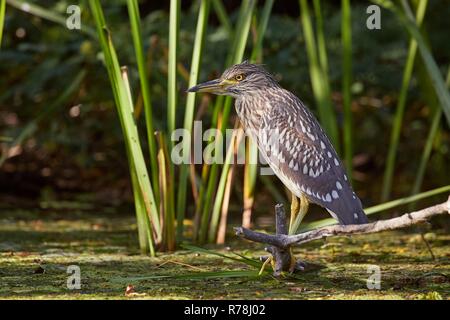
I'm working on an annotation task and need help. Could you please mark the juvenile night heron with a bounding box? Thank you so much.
[188,61,368,267]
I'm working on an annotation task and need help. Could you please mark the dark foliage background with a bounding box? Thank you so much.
[1,0,449,223]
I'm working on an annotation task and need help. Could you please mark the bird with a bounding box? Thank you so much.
[188,61,368,254]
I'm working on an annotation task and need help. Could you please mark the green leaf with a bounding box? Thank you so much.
[381,0,429,201]
[373,0,450,127]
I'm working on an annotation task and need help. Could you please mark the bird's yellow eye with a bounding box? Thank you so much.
[235,74,245,81]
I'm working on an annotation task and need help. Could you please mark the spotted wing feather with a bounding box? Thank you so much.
[256,93,368,225]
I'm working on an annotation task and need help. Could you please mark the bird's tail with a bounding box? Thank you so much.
[326,194,369,225]
[348,208,369,225]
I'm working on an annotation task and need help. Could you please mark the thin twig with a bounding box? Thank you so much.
[235,196,450,249]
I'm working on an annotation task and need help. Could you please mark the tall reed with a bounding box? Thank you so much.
[127,0,160,207]
[299,0,339,151]
[90,0,161,255]
[0,0,6,47]
[341,0,354,181]
[177,0,210,242]
[243,0,274,229]
[374,0,450,126]
[196,0,257,244]
[381,0,428,201]
[410,67,450,201]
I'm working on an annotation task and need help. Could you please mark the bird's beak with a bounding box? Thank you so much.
[187,78,233,94]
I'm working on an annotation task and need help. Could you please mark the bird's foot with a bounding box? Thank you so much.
[260,248,319,276]
[258,255,273,275]
[261,246,299,276]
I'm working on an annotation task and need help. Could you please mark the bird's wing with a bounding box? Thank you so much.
[256,97,368,225]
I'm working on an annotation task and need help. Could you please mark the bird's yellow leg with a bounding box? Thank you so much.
[258,256,273,275]
[289,193,309,235]
[289,195,299,235]
[286,194,309,273]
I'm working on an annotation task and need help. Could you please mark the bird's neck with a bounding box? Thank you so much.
[234,88,278,132]
[235,94,264,133]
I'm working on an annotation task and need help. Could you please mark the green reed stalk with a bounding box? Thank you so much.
[167,0,180,139]
[197,0,256,243]
[0,0,5,47]
[243,0,274,228]
[208,127,243,242]
[177,0,210,242]
[313,0,328,76]
[250,0,274,62]
[157,132,176,251]
[212,0,232,37]
[127,0,160,206]
[193,1,252,230]
[341,0,353,181]
[299,0,339,150]
[90,0,161,254]
[121,66,155,255]
[373,0,450,127]
[410,67,450,200]
[381,0,428,201]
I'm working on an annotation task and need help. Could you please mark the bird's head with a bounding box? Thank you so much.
[187,60,279,98]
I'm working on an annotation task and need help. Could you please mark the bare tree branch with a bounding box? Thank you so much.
[235,195,450,249]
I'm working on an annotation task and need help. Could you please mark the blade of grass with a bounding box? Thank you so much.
[127,0,160,207]
[197,0,256,243]
[181,244,261,268]
[90,1,161,252]
[229,0,256,66]
[193,1,254,236]
[242,137,258,228]
[122,66,155,256]
[111,270,261,283]
[198,157,221,243]
[341,0,353,181]
[129,168,154,254]
[211,0,232,38]
[177,0,210,242]
[410,67,450,201]
[313,0,337,152]
[250,0,273,63]
[313,0,328,75]
[373,0,450,127]
[243,0,274,229]
[381,0,428,201]
[0,0,5,47]
[167,0,180,139]
[299,0,340,151]
[299,185,450,232]
[208,125,243,242]
[157,132,176,251]
[216,158,235,244]
[167,0,180,249]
